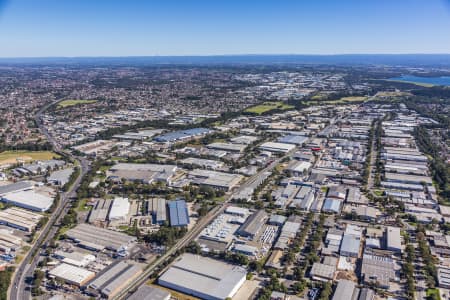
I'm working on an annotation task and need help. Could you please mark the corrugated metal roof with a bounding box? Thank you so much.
[168,200,189,226]
[0,181,34,196]
[154,128,213,142]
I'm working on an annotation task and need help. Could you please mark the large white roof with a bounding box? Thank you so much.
[108,197,130,220]
[49,263,94,285]
[159,253,246,300]
[3,190,53,211]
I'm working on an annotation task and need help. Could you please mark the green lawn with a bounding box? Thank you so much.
[76,198,91,212]
[426,288,441,300]
[244,101,294,115]
[57,99,97,108]
[339,96,368,101]
[373,190,384,197]
[0,150,60,165]
[321,96,368,104]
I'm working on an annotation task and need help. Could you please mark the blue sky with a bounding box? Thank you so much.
[0,0,449,57]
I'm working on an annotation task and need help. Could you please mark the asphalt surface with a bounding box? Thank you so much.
[9,100,90,300]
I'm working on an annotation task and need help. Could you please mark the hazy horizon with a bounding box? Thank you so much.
[0,0,450,57]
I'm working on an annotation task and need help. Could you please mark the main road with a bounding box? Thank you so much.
[9,100,90,300]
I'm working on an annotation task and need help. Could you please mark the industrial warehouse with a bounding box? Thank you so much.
[88,261,143,299]
[153,128,214,143]
[48,263,96,287]
[65,223,136,252]
[107,163,178,184]
[187,169,243,191]
[0,180,55,212]
[158,253,247,300]
[0,207,43,232]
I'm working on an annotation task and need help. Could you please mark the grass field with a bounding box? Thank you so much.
[324,96,368,104]
[57,99,97,108]
[244,101,294,115]
[339,96,368,101]
[380,79,434,87]
[303,95,368,106]
[426,288,441,300]
[0,151,60,166]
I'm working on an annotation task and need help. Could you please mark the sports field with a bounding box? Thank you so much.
[0,151,60,166]
[244,101,294,115]
[57,99,97,108]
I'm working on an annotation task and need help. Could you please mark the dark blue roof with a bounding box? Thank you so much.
[168,200,189,226]
[154,128,212,143]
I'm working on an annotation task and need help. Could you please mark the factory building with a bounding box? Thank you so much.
[147,198,167,225]
[179,158,224,170]
[0,229,22,254]
[237,210,268,239]
[230,135,258,145]
[153,128,213,143]
[225,206,250,218]
[207,142,247,153]
[384,173,432,186]
[258,142,296,153]
[310,257,337,282]
[88,199,112,227]
[168,200,189,227]
[332,280,359,300]
[47,168,74,186]
[0,181,34,197]
[107,163,177,184]
[108,197,130,222]
[48,263,95,287]
[277,134,309,145]
[322,198,343,214]
[198,213,242,249]
[159,253,246,300]
[1,190,54,212]
[20,159,65,174]
[438,265,450,289]
[274,218,301,250]
[188,169,243,191]
[385,226,402,253]
[286,161,312,176]
[339,225,363,258]
[88,261,142,299]
[53,250,96,268]
[0,207,43,232]
[66,223,136,252]
[360,252,397,289]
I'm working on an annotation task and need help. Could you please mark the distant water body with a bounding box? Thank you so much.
[389,75,450,86]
